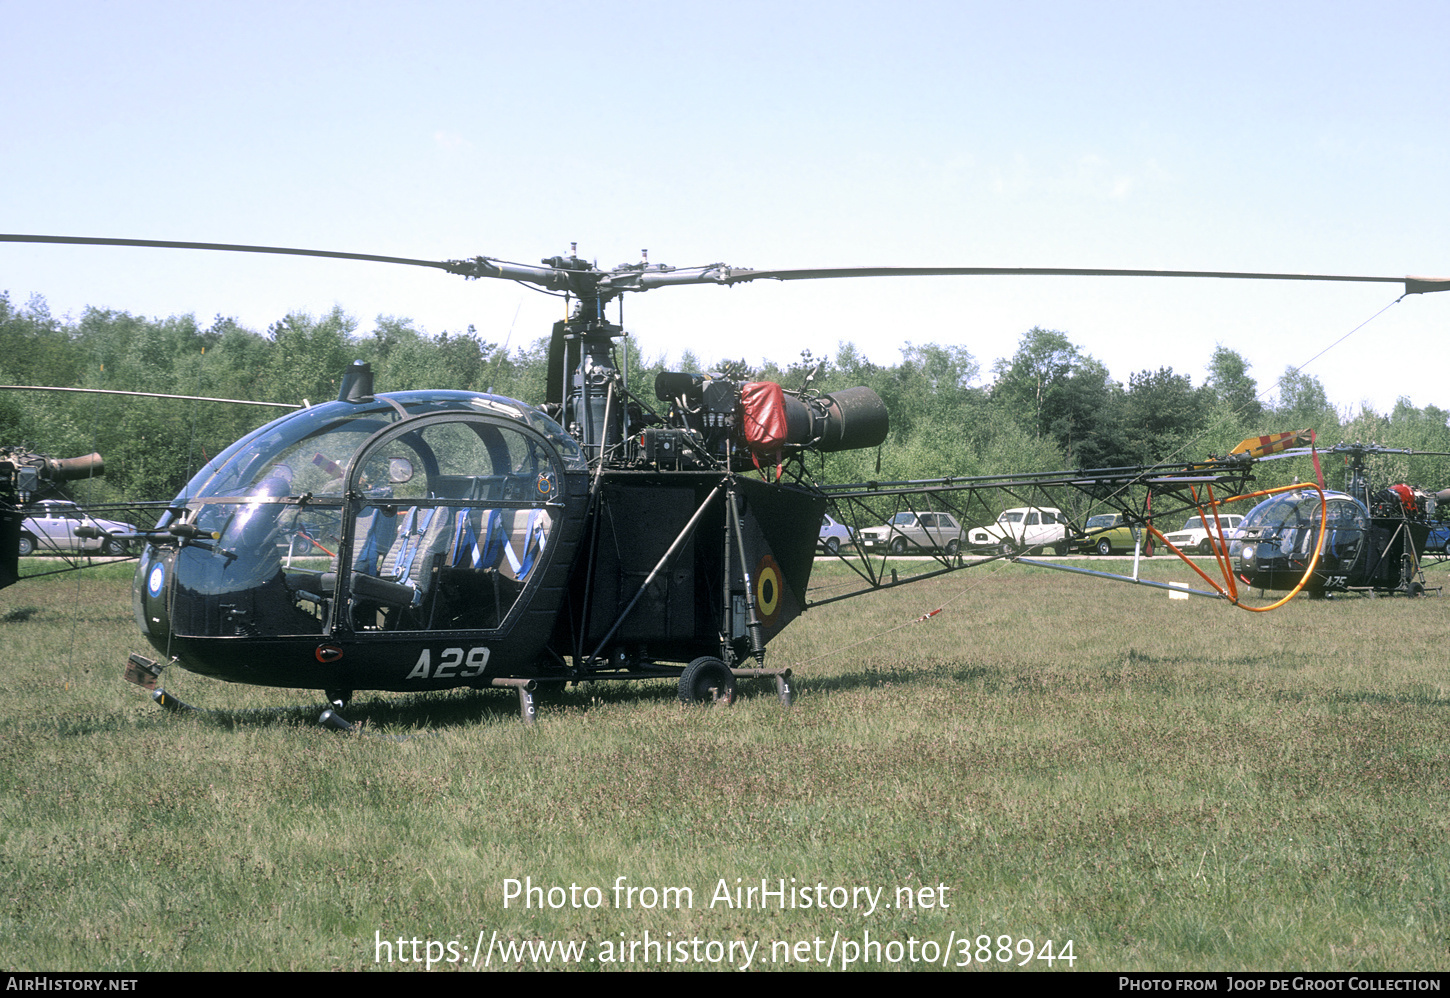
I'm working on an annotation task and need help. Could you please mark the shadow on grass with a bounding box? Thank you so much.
[125,686,533,738]
[128,674,788,735]
[1283,687,1450,709]
[795,647,1315,701]
[796,661,993,696]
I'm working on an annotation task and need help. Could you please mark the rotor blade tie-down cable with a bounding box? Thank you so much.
[1069,294,1402,532]
[1157,295,1404,480]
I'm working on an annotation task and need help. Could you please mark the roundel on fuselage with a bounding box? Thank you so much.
[755,554,782,626]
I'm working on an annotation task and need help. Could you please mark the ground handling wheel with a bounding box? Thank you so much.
[678,657,737,705]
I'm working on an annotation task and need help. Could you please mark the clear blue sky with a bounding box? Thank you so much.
[3,0,1446,416]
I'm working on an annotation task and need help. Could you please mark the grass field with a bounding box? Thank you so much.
[1,557,1447,972]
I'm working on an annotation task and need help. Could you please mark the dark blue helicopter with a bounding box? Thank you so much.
[1229,444,1450,598]
[116,358,889,723]
[3,234,1448,725]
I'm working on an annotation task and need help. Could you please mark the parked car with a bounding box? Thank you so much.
[857,511,967,555]
[1071,512,1140,555]
[818,513,853,555]
[969,507,1068,555]
[1163,513,1245,555]
[1425,521,1450,554]
[19,500,135,556]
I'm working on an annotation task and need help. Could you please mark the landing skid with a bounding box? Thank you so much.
[123,654,792,727]
[125,652,542,728]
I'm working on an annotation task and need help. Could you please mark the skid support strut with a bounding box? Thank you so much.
[725,667,793,707]
[491,677,539,725]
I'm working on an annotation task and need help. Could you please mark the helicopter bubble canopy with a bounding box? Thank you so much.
[134,391,586,651]
[1229,489,1369,581]
[172,391,585,506]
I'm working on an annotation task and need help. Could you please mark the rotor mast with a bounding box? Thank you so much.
[549,246,626,463]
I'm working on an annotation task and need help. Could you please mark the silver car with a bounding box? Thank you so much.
[818,513,853,555]
[858,511,967,556]
[19,500,135,556]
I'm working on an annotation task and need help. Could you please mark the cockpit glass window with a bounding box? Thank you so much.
[1235,492,1368,566]
[183,406,395,501]
[175,391,587,503]
[1242,493,1351,533]
[1325,498,1367,527]
[342,415,566,634]
[158,397,577,641]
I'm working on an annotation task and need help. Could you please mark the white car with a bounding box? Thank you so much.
[969,506,1069,555]
[1163,513,1244,555]
[19,500,135,556]
[818,513,853,555]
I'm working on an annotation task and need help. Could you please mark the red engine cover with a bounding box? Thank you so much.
[740,381,788,461]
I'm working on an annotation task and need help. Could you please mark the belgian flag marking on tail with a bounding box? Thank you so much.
[755,555,783,626]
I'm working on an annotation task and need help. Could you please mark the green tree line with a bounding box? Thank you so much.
[4,293,1449,507]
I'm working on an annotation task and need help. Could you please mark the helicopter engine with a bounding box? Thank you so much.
[637,372,888,471]
[1370,483,1432,520]
[1,447,106,588]
[0,447,104,502]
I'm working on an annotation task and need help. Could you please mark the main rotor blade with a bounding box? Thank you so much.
[0,385,299,409]
[704,266,1450,296]
[1324,444,1450,458]
[6,234,1446,297]
[0,233,463,272]
[0,236,706,300]
[0,233,589,291]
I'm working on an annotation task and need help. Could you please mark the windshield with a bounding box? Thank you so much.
[1086,514,1116,529]
[1241,494,1327,533]
[999,512,1024,524]
[175,391,585,505]
[1232,492,1368,569]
